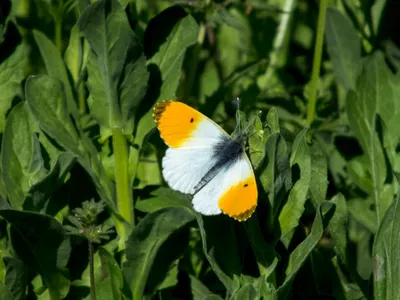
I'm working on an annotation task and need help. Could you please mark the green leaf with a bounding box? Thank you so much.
[244,216,278,278]
[122,207,195,299]
[309,139,328,206]
[259,132,292,218]
[33,30,78,118]
[64,25,83,85]
[130,6,198,182]
[324,8,362,91]
[371,0,387,35]
[1,102,46,209]
[0,210,70,299]
[135,187,191,213]
[195,214,242,291]
[3,257,27,300]
[0,43,30,132]
[134,145,162,189]
[0,282,14,300]
[279,129,311,239]
[328,194,349,263]
[24,153,76,212]
[346,52,390,224]
[26,75,80,154]
[79,0,149,133]
[373,190,400,300]
[277,201,335,294]
[189,275,222,300]
[347,198,377,234]
[94,248,123,300]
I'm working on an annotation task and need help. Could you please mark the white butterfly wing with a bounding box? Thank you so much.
[154,100,228,194]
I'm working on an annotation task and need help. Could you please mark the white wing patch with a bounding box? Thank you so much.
[179,118,227,148]
[192,155,253,216]
[162,147,219,194]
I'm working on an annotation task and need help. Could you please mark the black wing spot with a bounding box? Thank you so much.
[244,184,248,187]
[190,118,194,123]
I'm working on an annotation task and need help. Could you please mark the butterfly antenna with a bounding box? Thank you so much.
[237,97,241,133]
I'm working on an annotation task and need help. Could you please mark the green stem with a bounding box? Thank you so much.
[306,0,328,125]
[112,128,134,229]
[89,241,97,300]
[260,0,296,89]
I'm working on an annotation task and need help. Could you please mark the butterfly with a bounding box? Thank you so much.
[153,100,257,221]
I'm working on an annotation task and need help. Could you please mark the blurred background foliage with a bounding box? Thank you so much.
[1,0,400,299]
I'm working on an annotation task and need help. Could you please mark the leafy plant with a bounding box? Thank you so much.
[0,0,399,299]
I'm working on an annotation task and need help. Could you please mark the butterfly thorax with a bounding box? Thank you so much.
[193,135,245,193]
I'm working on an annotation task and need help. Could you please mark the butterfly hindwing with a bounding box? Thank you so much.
[192,153,257,221]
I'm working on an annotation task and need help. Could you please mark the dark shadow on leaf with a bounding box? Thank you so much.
[143,6,188,60]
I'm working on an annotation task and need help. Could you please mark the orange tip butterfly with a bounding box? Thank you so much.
[153,100,257,221]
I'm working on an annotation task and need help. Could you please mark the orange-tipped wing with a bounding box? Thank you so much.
[192,154,257,221]
[153,100,228,148]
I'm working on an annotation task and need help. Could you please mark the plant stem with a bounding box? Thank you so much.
[112,128,134,230]
[89,241,97,300]
[260,0,296,89]
[306,0,328,125]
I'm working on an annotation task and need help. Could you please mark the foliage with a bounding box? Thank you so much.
[0,0,399,299]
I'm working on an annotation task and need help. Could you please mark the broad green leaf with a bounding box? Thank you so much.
[135,187,191,213]
[0,282,14,300]
[134,145,162,189]
[279,129,310,238]
[234,283,257,300]
[244,216,278,277]
[0,210,71,299]
[373,190,400,300]
[347,198,377,234]
[33,30,78,118]
[325,8,362,91]
[309,140,328,206]
[259,132,291,218]
[346,52,391,223]
[130,6,198,182]
[1,102,46,209]
[26,75,80,154]
[3,257,27,300]
[23,153,76,212]
[0,43,30,132]
[146,7,198,102]
[266,107,279,134]
[145,229,189,295]
[190,275,222,300]
[94,248,123,300]
[79,0,149,134]
[277,201,335,294]
[329,194,349,263]
[215,8,251,76]
[122,207,195,299]
[371,53,400,175]
[196,213,243,291]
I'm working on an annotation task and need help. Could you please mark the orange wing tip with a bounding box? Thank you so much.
[153,100,174,123]
[222,205,257,222]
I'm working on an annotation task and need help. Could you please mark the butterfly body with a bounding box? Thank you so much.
[153,100,257,221]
